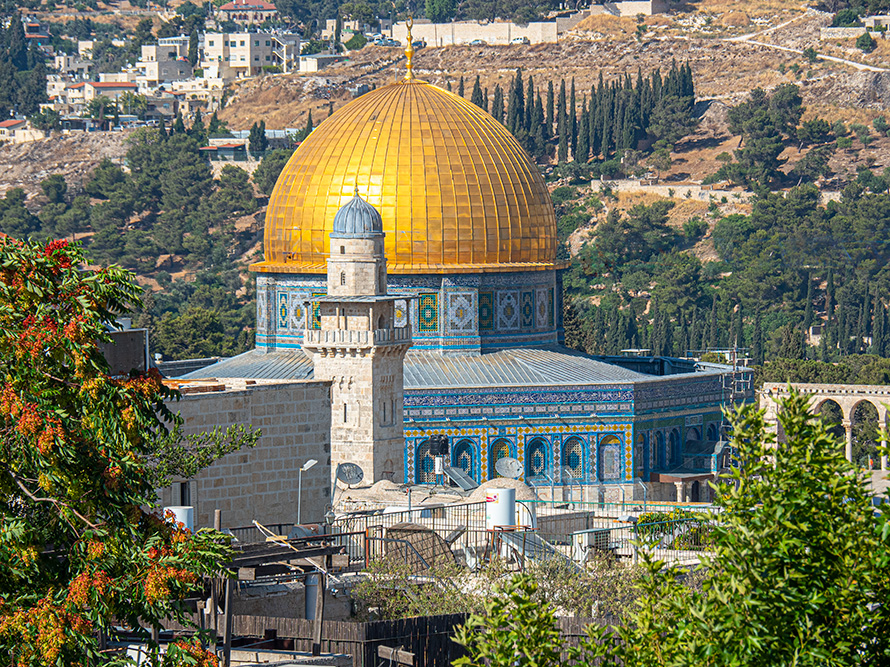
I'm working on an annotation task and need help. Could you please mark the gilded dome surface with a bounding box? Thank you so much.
[252,78,559,274]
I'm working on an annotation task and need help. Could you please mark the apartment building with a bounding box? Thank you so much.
[201,32,296,80]
[137,35,194,87]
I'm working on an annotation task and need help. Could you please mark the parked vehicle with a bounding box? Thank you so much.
[511,36,530,44]
[468,39,486,45]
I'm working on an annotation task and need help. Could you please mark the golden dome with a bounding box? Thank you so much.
[251,78,559,275]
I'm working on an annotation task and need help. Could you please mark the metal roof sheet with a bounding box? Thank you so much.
[178,345,648,387]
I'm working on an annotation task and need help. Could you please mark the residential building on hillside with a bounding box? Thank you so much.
[54,54,93,80]
[201,31,296,80]
[137,35,194,88]
[63,81,138,111]
[217,0,279,25]
[321,17,393,40]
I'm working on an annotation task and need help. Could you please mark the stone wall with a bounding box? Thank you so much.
[392,19,558,46]
[160,379,332,530]
[820,26,868,39]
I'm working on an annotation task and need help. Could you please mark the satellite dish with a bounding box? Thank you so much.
[495,457,523,479]
[336,463,364,487]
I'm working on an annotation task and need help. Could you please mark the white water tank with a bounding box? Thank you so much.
[485,488,516,530]
[165,506,194,532]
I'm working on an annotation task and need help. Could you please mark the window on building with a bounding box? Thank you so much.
[254,40,260,46]
[265,55,270,61]
[240,40,245,46]
[340,271,346,285]
[230,41,236,47]
[240,56,245,61]
[266,40,271,46]
[168,51,176,58]
[343,403,347,423]
[208,40,215,46]
[339,246,345,254]
[254,56,259,61]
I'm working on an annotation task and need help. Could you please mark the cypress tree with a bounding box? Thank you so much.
[506,69,524,135]
[557,79,568,163]
[471,76,484,108]
[575,96,589,164]
[492,84,504,123]
[525,75,534,134]
[532,93,545,158]
[458,75,465,97]
[483,87,489,112]
[752,308,764,365]
[546,80,555,137]
[826,269,835,321]
[569,78,577,158]
[447,81,452,92]
[709,295,718,348]
[588,84,598,157]
[172,112,186,135]
[677,314,689,357]
[7,15,27,71]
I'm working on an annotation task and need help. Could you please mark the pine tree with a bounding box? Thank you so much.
[447,81,452,92]
[7,15,27,71]
[172,112,186,135]
[471,76,484,108]
[207,110,222,136]
[328,100,334,116]
[458,75,465,97]
[190,109,205,141]
[492,84,504,123]
[803,273,814,333]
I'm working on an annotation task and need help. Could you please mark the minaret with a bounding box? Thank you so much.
[302,190,412,483]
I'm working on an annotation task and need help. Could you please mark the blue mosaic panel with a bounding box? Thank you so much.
[525,438,549,479]
[489,438,512,479]
[536,287,549,329]
[447,291,476,332]
[289,293,307,330]
[416,439,435,484]
[548,289,554,327]
[497,291,520,331]
[521,291,534,329]
[453,439,477,481]
[599,435,622,481]
[563,437,584,481]
[278,292,289,330]
[478,291,494,331]
[311,292,325,330]
[418,293,439,332]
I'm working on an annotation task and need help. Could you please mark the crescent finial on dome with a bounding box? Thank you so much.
[404,17,415,81]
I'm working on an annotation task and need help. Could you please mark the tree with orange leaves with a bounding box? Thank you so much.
[0,238,257,665]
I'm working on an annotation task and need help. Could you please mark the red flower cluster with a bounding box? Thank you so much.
[18,314,59,357]
[169,637,219,667]
[1,595,92,664]
[43,239,72,270]
[143,564,198,603]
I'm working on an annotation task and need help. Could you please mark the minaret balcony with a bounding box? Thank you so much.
[303,326,411,348]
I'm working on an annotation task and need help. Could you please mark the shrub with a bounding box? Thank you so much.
[683,216,708,240]
[344,33,367,50]
[856,31,876,53]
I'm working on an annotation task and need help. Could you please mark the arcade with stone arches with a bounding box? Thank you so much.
[761,383,890,470]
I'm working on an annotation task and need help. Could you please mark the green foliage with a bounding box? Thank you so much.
[248,120,268,153]
[425,0,456,22]
[802,46,818,63]
[0,188,40,238]
[682,216,707,240]
[152,306,241,359]
[461,393,890,665]
[857,30,877,52]
[40,174,67,205]
[0,239,257,664]
[454,575,564,667]
[833,7,862,26]
[754,354,890,385]
[253,148,295,195]
[344,32,367,50]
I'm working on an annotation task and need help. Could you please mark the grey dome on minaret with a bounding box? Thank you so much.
[331,189,383,238]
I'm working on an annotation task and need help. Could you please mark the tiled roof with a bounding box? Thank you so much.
[219,0,277,9]
[177,345,650,387]
[0,119,26,128]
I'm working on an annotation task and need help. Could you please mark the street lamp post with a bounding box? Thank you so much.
[297,458,318,525]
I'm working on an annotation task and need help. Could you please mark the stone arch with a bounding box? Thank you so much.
[452,438,477,481]
[415,439,434,484]
[598,434,622,482]
[707,423,719,442]
[489,438,513,480]
[562,436,585,482]
[686,426,701,443]
[851,400,881,469]
[655,431,666,469]
[690,480,700,502]
[815,398,845,441]
[669,429,681,467]
[525,437,549,480]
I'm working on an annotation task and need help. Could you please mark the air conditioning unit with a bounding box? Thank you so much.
[572,530,610,563]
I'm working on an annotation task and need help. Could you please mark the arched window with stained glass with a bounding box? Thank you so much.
[562,436,584,482]
[598,435,622,482]
[452,439,477,481]
[669,429,681,466]
[525,438,549,481]
[656,432,666,469]
[415,439,435,484]
[707,423,719,442]
[686,426,700,443]
[489,438,513,479]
